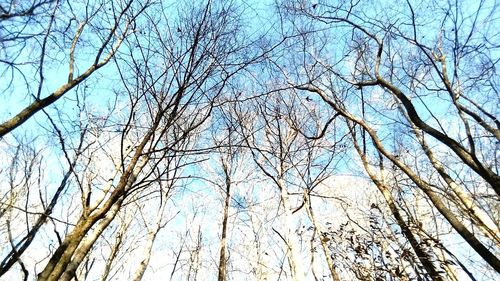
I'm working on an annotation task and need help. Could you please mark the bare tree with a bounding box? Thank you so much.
[212,111,239,281]
[0,0,250,280]
[268,0,499,277]
[238,91,342,280]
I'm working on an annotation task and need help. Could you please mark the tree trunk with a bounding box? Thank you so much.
[278,178,306,281]
[130,230,158,281]
[218,164,231,281]
[304,193,341,281]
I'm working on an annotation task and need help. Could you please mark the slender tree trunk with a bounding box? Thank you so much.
[130,195,171,281]
[100,219,128,281]
[218,164,231,281]
[278,178,306,281]
[304,193,341,281]
[187,227,202,281]
[434,244,459,281]
[130,230,158,281]
[0,164,73,277]
[248,204,268,280]
[360,124,500,272]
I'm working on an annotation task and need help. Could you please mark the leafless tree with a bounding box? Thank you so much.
[270,0,499,278]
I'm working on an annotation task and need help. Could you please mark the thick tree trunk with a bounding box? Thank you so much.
[38,151,150,281]
[349,116,500,272]
[59,200,123,281]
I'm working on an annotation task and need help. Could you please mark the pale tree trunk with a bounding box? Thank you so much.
[298,84,500,271]
[37,218,95,281]
[58,199,124,281]
[129,191,172,281]
[278,178,306,281]
[100,217,130,281]
[130,230,158,281]
[434,244,459,281]
[376,185,444,281]
[303,193,341,281]
[187,227,203,281]
[247,203,268,280]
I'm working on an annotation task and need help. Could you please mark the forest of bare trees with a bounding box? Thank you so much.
[0,0,498,280]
